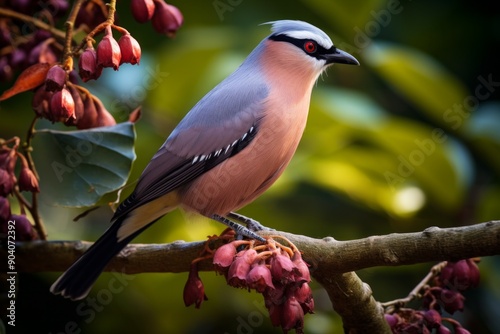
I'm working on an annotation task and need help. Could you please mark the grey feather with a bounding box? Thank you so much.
[264,20,334,50]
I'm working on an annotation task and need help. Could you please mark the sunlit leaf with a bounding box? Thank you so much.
[301,0,387,38]
[32,122,136,207]
[372,118,472,211]
[364,42,469,131]
[306,87,472,215]
[312,88,388,129]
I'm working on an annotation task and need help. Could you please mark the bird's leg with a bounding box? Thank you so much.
[211,214,266,242]
[227,212,275,232]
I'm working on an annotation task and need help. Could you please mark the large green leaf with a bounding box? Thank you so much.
[301,0,387,38]
[32,122,136,207]
[364,41,469,131]
[304,87,472,216]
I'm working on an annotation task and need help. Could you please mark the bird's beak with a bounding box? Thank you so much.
[324,48,359,65]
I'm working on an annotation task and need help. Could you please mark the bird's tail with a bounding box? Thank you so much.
[50,217,152,300]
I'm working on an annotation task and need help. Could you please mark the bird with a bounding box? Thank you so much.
[50,20,359,300]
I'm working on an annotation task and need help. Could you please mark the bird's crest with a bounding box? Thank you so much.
[263,20,334,50]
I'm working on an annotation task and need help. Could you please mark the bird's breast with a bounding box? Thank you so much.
[179,90,311,216]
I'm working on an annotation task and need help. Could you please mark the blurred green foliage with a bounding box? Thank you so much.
[2,0,500,333]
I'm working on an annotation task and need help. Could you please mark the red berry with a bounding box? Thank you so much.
[18,167,39,193]
[0,196,11,222]
[65,85,85,127]
[246,263,274,292]
[439,289,464,314]
[454,326,471,334]
[423,309,441,328]
[270,251,295,284]
[0,169,15,196]
[465,259,480,288]
[96,27,121,70]
[213,243,237,272]
[76,94,99,129]
[32,84,54,119]
[118,34,141,65]
[45,65,66,92]
[131,0,155,23]
[79,47,102,82]
[50,88,75,123]
[94,97,116,127]
[440,259,480,291]
[384,314,398,328]
[438,325,452,334]
[151,1,183,37]
[291,251,310,283]
[293,282,314,314]
[281,296,304,332]
[183,264,208,309]
[227,249,257,288]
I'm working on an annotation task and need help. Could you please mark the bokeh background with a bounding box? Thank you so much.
[1,0,500,333]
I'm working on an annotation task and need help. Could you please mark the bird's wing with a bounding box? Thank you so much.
[112,77,269,221]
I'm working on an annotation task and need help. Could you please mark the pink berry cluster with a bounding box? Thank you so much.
[0,137,39,241]
[385,259,480,333]
[0,0,183,128]
[183,230,314,334]
[33,23,143,129]
[131,0,183,37]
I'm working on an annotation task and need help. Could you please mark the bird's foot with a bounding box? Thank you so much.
[211,213,268,243]
[227,212,275,232]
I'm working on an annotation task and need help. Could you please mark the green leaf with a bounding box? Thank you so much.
[32,122,136,207]
[364,41,469,131]
[305,87,472,216]
[301,0,387,38]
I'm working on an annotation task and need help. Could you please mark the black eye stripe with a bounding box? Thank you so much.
[269,34,335,60]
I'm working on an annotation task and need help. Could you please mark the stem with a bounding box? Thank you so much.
[62,0,86,69]
[111,24,129,35]
[0,7,66,41]
[25,117,39,179]
[381,261,448,312]
[74,0,118,54]
[23,116,48,240]
[13,187,32,212]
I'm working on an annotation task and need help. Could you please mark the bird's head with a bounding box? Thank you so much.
[261,20,359,77]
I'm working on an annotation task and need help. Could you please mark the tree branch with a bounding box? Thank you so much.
[12,221,500,274]
[6,220,499,333]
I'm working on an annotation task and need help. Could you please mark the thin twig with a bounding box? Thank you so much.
[381,261,448,312]
[22,116,47,240]
[0,7,66,41]
[62,0,86,69]
[73,0,118,54]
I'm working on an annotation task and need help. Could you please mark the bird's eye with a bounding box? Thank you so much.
[303,41,317,53]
